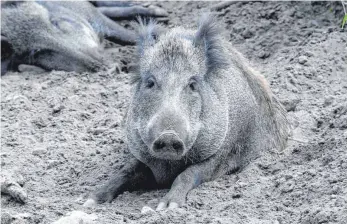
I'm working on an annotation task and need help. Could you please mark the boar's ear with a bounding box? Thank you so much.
[135,18,161,56]
[193,14,229,73]
[130,18,162,84]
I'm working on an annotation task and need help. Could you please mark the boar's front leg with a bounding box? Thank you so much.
[96,14,137,45]
[84,156,156,207]
[156,155,230,210]
[93,3,168,45]
[97,5,168,20]
[92,1,168,19]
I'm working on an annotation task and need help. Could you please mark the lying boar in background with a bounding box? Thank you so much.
[84,15,291,210]
[1,1,168,75]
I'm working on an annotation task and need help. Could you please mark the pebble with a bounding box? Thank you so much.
[280,97,300,112]
[307,67,316,76]
[41,83,48,90]
[52,211,98,224]
[343,131,347,139]
[304,51,314,57]
[92,128,107,135]
[323,96,334,107]
[298,55,308,65]
[47,160,60,169]
[281,180,295,193]
[141,206,155,214]
[327,27,334,33]
[241,29,254,39]
[232,193,242,199]
[83,198,97,207]
[258,50,270,59]
[272,88,279,94]
[32,117,48,128]
[314,210,329,224]
[316,75,324,82]
[52,105,64,114]
[32,147,47,156]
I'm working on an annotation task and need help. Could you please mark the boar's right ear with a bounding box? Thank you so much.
[193,14,229,74]
[135,18,161,56]
[1,35,14,75]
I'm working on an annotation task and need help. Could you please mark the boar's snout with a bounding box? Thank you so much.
[146,110,190,160]
[152,132,185,158]
[153,133,184,155]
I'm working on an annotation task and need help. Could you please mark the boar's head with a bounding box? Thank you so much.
[128,16,230,161]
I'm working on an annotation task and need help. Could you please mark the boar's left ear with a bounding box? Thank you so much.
[193,14,229,73]
[135,18,162,56]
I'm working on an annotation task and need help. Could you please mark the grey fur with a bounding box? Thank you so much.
[1,1,168,75]
[129,18,166,84]
[136,18,160,57]
[86,15,290,210]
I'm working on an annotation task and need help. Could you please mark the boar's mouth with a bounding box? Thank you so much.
[149,131,187,161]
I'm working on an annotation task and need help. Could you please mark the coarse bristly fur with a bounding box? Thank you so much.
[88,14,291,210]
[226,41,291,153]
[1,1,140,75]
[133,14,290,153]
[130,17,164,84]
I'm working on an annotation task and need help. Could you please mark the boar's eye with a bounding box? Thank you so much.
[31,49,53,59]
[188,79,198,92]
[145,76,156,89]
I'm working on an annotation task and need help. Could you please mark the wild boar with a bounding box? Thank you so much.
[1,1,167,75]
[84,15,290,210]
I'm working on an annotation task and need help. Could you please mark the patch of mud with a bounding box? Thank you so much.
[1,1,346,224]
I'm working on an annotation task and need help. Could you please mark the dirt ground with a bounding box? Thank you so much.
[1,1,347,224]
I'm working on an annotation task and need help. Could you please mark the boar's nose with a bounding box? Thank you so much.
[152,133,185,155]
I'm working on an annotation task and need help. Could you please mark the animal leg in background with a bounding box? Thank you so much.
[92,2,168,45]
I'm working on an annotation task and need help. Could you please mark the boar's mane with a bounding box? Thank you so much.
[227,46,290,151]
[194,15,290,152]
[195,15,290,152]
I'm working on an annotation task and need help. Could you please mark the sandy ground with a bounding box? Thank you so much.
[1,1,347,224]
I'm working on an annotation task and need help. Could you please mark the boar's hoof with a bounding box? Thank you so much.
[156,201,179,211]
[18,64,46,73]
[156,190,185,210]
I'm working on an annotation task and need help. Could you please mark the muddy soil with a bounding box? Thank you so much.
[1,1,347,224]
